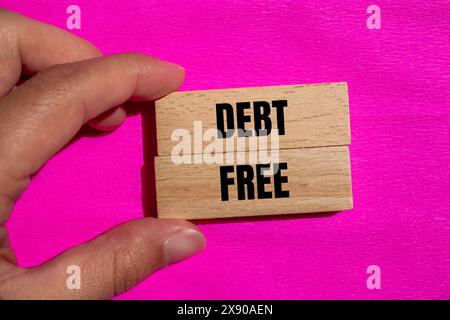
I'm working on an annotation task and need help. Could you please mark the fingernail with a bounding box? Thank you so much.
[162,60,185,72]
[163,229,205,265]
[175,64,185,72]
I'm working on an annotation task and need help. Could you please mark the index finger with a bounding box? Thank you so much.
[0,53,184,218]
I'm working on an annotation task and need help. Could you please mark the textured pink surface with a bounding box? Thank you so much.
[1,0,449,299]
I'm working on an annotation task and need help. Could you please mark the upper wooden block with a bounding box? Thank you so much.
[155,82,350,155]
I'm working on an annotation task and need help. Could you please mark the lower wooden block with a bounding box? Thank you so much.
[155,146,353,219]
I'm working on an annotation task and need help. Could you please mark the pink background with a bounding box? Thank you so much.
[1,0,449,299]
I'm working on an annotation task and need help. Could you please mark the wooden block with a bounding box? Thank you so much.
[155,146,352,219]
[153,82,353,219]
[155,82,350,155]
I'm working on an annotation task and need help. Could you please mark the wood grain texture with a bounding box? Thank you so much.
[156,146,352,219]
[155,82,350,155]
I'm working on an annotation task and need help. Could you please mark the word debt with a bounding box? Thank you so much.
[219,163,289,201]
[216,100,287,137]
[155,82,350,155]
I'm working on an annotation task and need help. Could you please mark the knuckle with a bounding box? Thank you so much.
[111,245,140,295]
[33,64,80,96]
[27,64,86,120]
[116,52,160,74]
[36,63,76,82]
[100,233,141,296]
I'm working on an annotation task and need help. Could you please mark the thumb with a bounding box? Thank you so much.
[3,218,205,299]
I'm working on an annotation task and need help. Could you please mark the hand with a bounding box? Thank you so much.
[0,9,205,299]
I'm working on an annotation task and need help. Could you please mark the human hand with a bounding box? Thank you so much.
[0,9,205,299]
